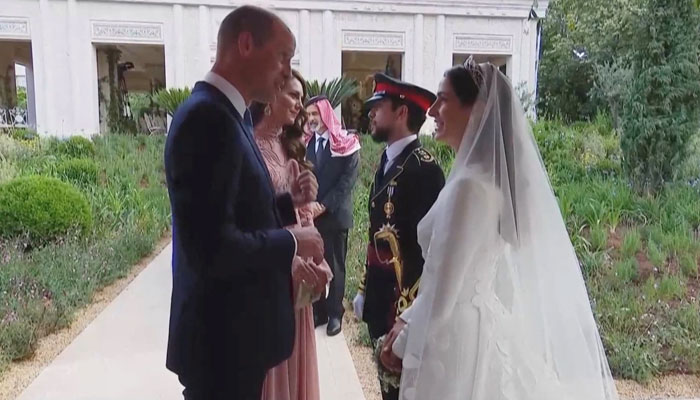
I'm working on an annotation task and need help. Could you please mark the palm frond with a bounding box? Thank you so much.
[305,76,359,108]
[152,87,192,117]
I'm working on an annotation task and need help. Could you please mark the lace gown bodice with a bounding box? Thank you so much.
[255,128,314,227]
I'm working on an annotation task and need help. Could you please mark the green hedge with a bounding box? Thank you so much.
[0,176,93,245]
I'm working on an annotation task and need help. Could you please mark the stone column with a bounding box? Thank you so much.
[198,5,210,77]
[322,10,335,81]
[173,4,185,87]
[67,0,85,134]
[25,64,37,129]
[35,0,52,134]
[299,9,310,77]
[435,14,446,89]
[413,14,424,86]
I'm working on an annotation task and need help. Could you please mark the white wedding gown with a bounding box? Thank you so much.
[392,63,619,400]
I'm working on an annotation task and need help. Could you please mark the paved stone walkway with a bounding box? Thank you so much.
[17,243,365,400]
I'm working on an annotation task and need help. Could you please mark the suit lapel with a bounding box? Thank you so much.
[241,123,273,183]
[373,152,386,197]
[373,138,421,199]
[198,81,276,190]
[307,136,318,168]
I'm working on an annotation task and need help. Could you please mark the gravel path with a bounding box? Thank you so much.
[0,237,171,400]
[343,311,382,400]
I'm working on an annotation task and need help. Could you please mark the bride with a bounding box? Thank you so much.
[379,59,620,400]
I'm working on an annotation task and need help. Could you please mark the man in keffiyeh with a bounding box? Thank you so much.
[304,95,361,336]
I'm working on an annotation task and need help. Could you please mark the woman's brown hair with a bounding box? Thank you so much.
[250,69,312,170]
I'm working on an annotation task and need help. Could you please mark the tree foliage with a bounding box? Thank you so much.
[537,0,637,121]
[619,0,700,194]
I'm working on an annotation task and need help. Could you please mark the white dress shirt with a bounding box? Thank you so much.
[384,134,418,173]
[315,130,330,153]
[203,71,247,117]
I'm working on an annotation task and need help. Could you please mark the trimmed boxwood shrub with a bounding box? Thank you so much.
[0,176,93,244]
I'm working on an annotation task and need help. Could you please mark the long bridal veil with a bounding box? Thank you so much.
[398,62,619,400]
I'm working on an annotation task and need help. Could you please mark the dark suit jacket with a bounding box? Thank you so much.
[164,81,298,383]
[307,135,360,231]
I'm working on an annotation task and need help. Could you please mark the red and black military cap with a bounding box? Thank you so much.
[364,73,437,113]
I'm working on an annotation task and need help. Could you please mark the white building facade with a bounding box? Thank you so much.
[0,0,548,137]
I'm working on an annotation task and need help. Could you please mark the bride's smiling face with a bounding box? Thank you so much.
[428,77,473,150]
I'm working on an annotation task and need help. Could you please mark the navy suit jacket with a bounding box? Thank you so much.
[306,136,360,231]
[164,81,297,381]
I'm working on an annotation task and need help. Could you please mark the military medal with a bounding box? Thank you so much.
[384,201,394,218]
[384,182,396,219]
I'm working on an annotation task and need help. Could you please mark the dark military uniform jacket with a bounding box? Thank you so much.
[360,138,445,339]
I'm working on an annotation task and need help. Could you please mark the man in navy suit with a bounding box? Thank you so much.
[164,6,325,400]
[305,96,361,336]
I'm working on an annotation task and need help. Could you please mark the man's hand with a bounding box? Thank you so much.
[294,258,327,289]
[288,226,324,264]
[352,293,365,320]
[289,160,318,206]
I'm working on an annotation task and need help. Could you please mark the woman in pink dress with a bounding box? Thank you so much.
[251,69,333,400]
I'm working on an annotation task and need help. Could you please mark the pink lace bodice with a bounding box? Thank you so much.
[255,127,314,227]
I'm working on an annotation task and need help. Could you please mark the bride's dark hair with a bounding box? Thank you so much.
[250,69,312,170]
[444,65,481,106]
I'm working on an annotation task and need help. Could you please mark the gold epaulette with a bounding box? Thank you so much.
[412,147,436,163]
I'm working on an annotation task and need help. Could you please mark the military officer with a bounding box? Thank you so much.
[353,73,445,400]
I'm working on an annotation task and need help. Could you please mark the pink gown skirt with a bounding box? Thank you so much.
[261,302,320,400]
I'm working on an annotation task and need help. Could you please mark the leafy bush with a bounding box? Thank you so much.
[0,176,93,244]
[53,136,96,159]
[55,158,99,187]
